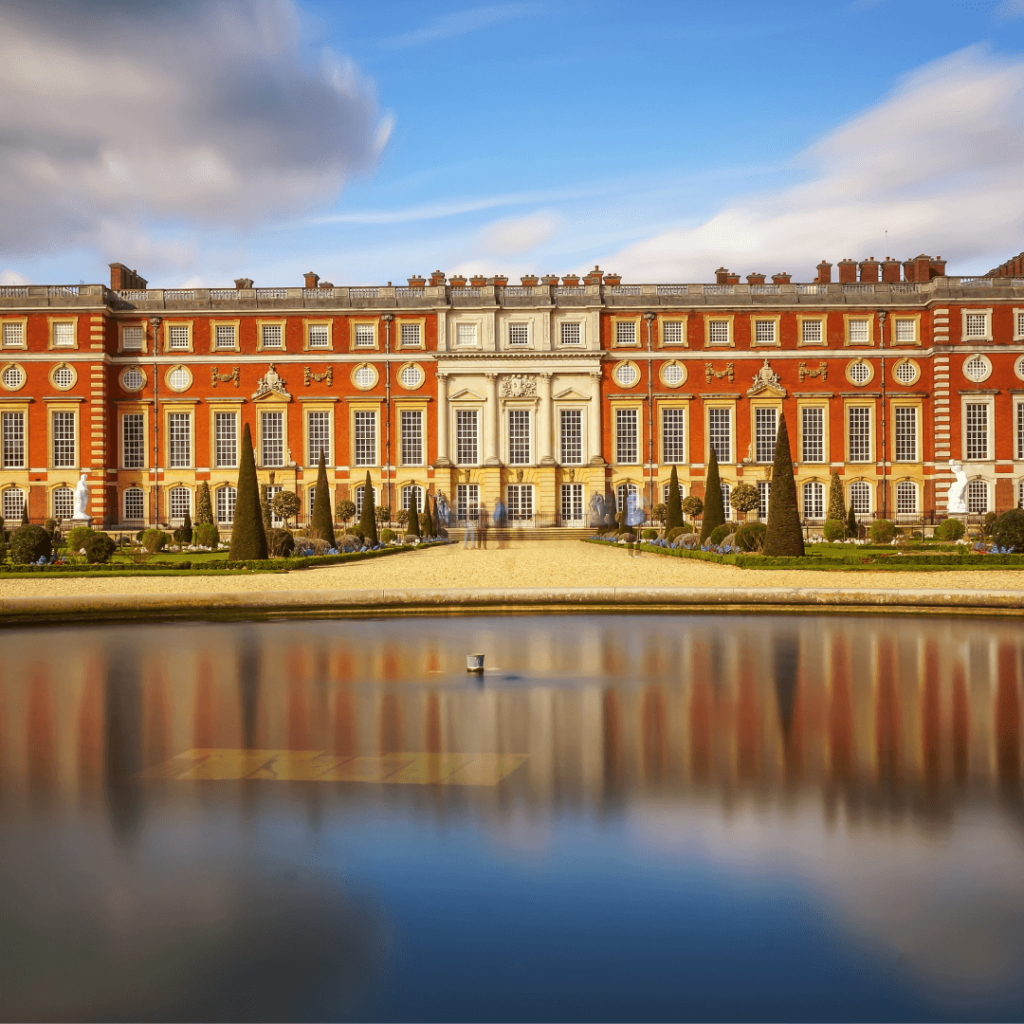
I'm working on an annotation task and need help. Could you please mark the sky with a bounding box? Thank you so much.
[1,0,1022,288]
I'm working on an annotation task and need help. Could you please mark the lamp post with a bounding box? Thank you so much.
[150,316,162,526]
[382,313,394,517]
[878,310,888,520]
[643,311,657,513]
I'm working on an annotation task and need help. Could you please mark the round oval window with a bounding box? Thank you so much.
[122,367,145,391]
[168,367,190,390]
[848,361,870,385]
[615,363,638,387]
[354,365,376,388]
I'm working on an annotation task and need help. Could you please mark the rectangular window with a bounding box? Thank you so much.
[400,409,423,466]
[894,319,916,343]
[894,406,918,462]
[2,487,25,521]
[615,408,639,464]
[560,408,583,465]
[964,313,987,337]
[53,486,74,520]
[721,484,732,520]
[754,407,778,463]
[168,325,189,350]
[616,321,637,346]
[561,483,584,524]
[661,407,686,464]
[456,483,479,522]
[53,322,75,347]
[801,320,823,345]
[307,324,329,349]
[560,322,581,346]
[508,323,529,347]
[758,481,771,519]
[217,486,236,524]
[965,403,988,460]
[455,409,478,465]
[261,324,283,349]
[456,323,477,347]
[2,322,24,347]
[168,412,191,468]
[708,320,730,346]
[354,324,374,348]
[215,324,236,349]
[801,407,824,463]
[353,410,376,466]
[122,413,145,469]
[121,325,144,351]
[1,411,25,468]
[849,481,871,515]
[708,407,732,463]
[848,320,870,345]
[52,411,76,467]
[122,488,144,521]
[754,320,776,345]
[260,411,283,467]
[847,407,872,462]
[662,321,684,346]
[803,482,824,520]
[1017,403,1024,461]
[896,482,918,516]
[508,409,531,465]
[507,483,534,521]
[1017,311,1024,338]
[214,412,237,468]
[400,322,421,347]
[307,411,330,465]
[169,488,191,521]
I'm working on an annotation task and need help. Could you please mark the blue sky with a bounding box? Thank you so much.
[1,0,1022,287]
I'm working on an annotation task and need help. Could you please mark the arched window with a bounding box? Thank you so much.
[2,486,25,521]
[803,481,824,520]
[966,479,988,514]
[402,484,424,512]
[216,485,236,524]
[53,485,74,521]
[168,486,191,524]
[355,485,378,518]
[896,481,918,516]
[720,483,732,520]
[848,481,871,515]
[123,487,145,521]
[662,481,685,505]
[615,482,638,512]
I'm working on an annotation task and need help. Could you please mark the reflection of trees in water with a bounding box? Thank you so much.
[105,642,143,844]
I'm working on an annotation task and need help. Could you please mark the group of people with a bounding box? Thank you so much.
[461,500,511,549]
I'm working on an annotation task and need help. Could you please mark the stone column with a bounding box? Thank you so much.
[436,372,450,465]
[538,372,554,465]
[588,371,604,464]
[485,373,500,465]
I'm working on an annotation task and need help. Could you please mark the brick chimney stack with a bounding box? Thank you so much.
[234,277,254,289]
[109,263,147,291]
[771,272,791,285]
[814,261,832,284]
[715,267,731,284]
[746,273,766,285]
[429,270,446,287]
[838,258,858,284]
[303,271,319,290]
[858,257,880,283]
[881,258,901,284]
[930,256,946,279]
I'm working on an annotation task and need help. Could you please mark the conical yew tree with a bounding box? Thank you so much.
[195,481,213,525]
[764,414,804,556]
[309,448,335,547]
[666,464,683,532]
[699,448,725,544]
[421,495,435,538]
[358,471,378,544]
[229,423,268,559]
[826,470,846,523]
[407,494,421,537]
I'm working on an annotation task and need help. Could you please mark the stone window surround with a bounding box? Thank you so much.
[796,314,826,348]
[796,400,829,465]
[209,319,241,353]
[119,405,150,470]
[961,307,993,343]
[256,318,287,353]
[890,398,923,463]
[658,315,688,348]
[843,396,876,464]
[162,320,193,353]
[889,312,922,347]
[704,314,735,349]
[119,320,148,354]
[1,317,28,350]
[961,393,994,462]
[750,313,782,348]
[843,313,875,348]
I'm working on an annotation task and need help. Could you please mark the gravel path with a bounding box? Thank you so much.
[2,540,1022,597]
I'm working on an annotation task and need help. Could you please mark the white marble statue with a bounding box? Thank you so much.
[946,459,968,514]
[72,472,91,520]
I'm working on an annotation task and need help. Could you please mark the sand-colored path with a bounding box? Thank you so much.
[2,539,1023,597]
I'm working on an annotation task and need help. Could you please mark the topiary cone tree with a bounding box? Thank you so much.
[763,414,805,556]
[421,495,435,538]
[309,449,335,547]
[195,481,213,526]
[699,448,726,544]
[666,464,683,532]
[407,496,420,537]
[358,471,378,545]
[846,503,858,539]
[826,470,846,524]
[230,423,268,560]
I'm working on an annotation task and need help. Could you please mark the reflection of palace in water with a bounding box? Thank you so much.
[1,619,1021,820]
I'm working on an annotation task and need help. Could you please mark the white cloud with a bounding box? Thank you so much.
[0,0,391,263]
[0,269,32,286]
[602,46,1024,282]
[477,211,561,256]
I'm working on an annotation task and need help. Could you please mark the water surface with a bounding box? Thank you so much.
[1,614,1022,1022]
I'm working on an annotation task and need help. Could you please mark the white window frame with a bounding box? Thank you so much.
[615,407,640,465]
[214,411,238,469]
[122,487,145,522]
[559,321,583,347]
[963,400,992,461]
[260,410,284,468]
[217,485,237,524]
[508,322,530,347]
[849,480,872,516]
[353,409,378,467]
[455,408,479,466]
[801,406,825,463]
[661,407,686,464]
[168,411,192,469]
[753,406,777,464]
[455,323,478,348]
[508,408,532,466]
[896,480,919,517]
[306,410,331,466]
[803,480,825,520]
[966,478,988,514]
[707,406,733,464]
[400,409,424,466]
[560,408,584,466]
[1,410,26,469]
[961,308,992,342]
[893,405,919,463]
[122,412,146,469]
[51,410,76,468]
[847,406,873,463]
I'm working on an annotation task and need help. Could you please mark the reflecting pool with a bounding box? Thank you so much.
[1,614,1022,1022]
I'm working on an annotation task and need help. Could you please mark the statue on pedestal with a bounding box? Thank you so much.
[72,472,91,521]
[946,459,968,514]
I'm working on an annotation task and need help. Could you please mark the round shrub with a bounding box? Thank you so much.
[82,531,116,563]
[300,536,333,556]
[720,532,736,549]
[142,529,167,553]
[641,528,657,541]
[44,518,58,535]
[339,534,363,552]
[870,519,896,544]
[618,531,636,543]
[381,528,396,544]
[735,522,767,552]
[708,524,731,546]
[991,508,1024,551]
[267,528,294,558]
[66,525,95,553]
[665,526,687,543]
[822,519,846,543]
[934,518,966,541]
[348,525,364,541]
[679,532,700,549]
[194,523,220,549]
[982,511,999,538]
[10,525,53,564]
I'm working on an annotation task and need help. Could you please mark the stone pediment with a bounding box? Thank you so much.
[746,358,787,398]
[553,388,589,400]
[251,364,292,401]
[449,387,484,401]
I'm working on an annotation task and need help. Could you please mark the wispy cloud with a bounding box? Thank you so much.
[385,3,541,49]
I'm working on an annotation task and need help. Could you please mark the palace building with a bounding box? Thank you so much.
[1,254,1022,530]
